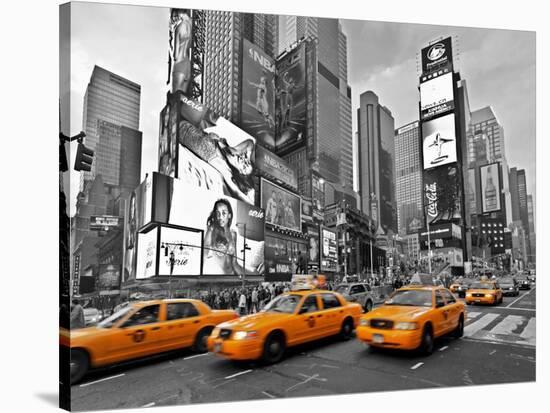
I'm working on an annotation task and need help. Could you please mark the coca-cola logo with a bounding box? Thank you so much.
[425,183,438,217]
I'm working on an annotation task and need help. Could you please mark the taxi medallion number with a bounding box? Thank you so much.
[373,334,384,344]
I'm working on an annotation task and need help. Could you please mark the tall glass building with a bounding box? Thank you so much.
[394,121,423,235]
[80,65,141,191]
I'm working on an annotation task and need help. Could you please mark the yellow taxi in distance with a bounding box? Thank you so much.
[465,280,503,305]
[356,285,465,354]
[61,299,238,384]
[207,289,362,363]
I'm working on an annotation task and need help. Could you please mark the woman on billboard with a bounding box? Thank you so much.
[203,199,244,276]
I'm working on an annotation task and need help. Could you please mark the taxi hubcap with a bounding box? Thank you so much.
[269,341,280,355]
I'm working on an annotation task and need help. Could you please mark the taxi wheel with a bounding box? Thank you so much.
[453,315,464,338]
[339,318,354,341]
[70,349,89,385]
[419,324,434,355]
[262,332,286,364]
[193,327,213,353]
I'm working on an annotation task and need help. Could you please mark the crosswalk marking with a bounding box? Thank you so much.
[464,313,500,337]
[466,311,481,320]
[490,315,525,335]
[520,317,536,344]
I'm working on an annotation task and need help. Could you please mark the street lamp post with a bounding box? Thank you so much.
[236,223,248,289]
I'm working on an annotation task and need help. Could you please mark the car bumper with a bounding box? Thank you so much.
[207,336,263,361]
[502,289,518,296]
[356,326,422,350]
[465,295,497,304]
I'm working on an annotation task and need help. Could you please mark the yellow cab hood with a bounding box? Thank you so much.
[218,311,292,330]
[366,305,431,321]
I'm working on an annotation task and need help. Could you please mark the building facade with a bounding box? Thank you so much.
[356,90,397,235]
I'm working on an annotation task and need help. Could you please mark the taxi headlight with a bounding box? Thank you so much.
[211,327,220,338]
[359,319,370,327]
[466,293,472,297]
[394,322,418,330]
[485,294,493,298]
[233,330,258,340]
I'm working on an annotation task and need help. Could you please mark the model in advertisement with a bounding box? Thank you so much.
[168,9,192,95]
[248,75,274,128]
[123,191,137,283]
[265,190,278,224]
[178,121,256,204]
[158,107,174,176]
[284,200,296,229]
[203,199,244,276]
[309,235,319,263]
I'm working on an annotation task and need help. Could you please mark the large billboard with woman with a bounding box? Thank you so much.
[260,178,301,232]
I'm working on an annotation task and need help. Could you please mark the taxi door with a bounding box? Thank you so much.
[432,291,449,338]
[161,302,204,350]
[107,304,165,363]
[288,294,324,345]
[441,289,461,333]
[319,293,346,337]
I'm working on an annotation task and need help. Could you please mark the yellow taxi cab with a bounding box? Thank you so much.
[61,299,238,384]
[207,275,362,364]
[356,285,465,355]
[465,280,503,305]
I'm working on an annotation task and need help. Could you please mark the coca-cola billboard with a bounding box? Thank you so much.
[423,164,462,225]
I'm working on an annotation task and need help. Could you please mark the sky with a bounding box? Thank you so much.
[63,2,536,218]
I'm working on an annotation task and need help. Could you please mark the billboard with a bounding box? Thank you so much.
[321,228,337,272]
[255,145,298,190]
[467,168,478,215]
[306,225,320,266]
[241,39,276,149]
[275,43,307,153]
[420,72,455,120]
[89,215,122,231]
[154,173,265,276]
[136,227,158,280]
[422,113,457,170]
[178,95,257,205]
[167,9,193,95]
[421,37,453,74]
[122,176,153,283]
[261,178,301,232]
[158,103,178,178]
[480,163,502,213]
[424,164,462,225]
[265,235,293,276]
[98,265,120,290]
[158,226,202,276]
[177,146,225,194]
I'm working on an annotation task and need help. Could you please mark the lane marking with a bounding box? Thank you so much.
[286,373,327,392]
[225,369,253,379]
[411,362,424,370]
[466,312,481,319]
[506,288,535,308]
[213,378,236,389]
[491,315,525,335]
[79,373,125,387]
[520,317,536,344]
[262,391,276,398]
[141,402,155,408]
[439,346,449,352]
[464,313,499,337]
[462,336,535,349]
[489,350,497,355]
[183,353,209,360]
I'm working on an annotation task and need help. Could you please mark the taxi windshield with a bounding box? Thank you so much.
[500,278,515,284]
[263,294,301,314]
[97,306,134,328]
[334,285,349,294]
[470,282,494,290]
[385,290,433,307]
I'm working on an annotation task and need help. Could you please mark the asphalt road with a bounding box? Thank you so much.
[70,287,536,411]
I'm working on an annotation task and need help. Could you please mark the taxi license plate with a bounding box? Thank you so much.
[475,299,481,303]
[214,342,222,353]
[373,334,384,344]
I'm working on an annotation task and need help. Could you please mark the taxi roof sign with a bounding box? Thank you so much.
[290,274,326,291]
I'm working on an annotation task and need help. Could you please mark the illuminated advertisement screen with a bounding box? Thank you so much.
[420,72,455,120]
[467,168,479,215]
[306,225,320,266]
[98,264,120,290]
[321,228,337,272]
[158,226,202,276]
[153,173,265,276]
[265,235,293,276]
[480,163,502,213]
[241,39,276,150]
[136,227,158,280]
[421,36,453,74]
[422,113,457,170]
[423,164,462,225]
[261,178,301,233]
[158,103,178,178]
[275,43,307,153]
[178,95,257,205]
[255,145,298,190]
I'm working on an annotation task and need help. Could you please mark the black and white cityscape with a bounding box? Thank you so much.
[58,3,536,411]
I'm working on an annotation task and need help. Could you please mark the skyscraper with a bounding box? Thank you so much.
[357,90,397,234]
[80,65,141,191]
[394,121,423,235]
[527,194,536,260]
[277,16,354,194]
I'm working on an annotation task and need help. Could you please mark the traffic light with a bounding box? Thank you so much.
[74,142,94,171]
